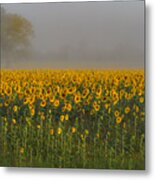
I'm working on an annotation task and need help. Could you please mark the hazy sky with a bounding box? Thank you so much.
[2,1,144,69]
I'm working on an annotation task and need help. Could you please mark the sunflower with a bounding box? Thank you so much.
[5,87,12,96]
[70,86,76,94]
[54,99,60,107]
[82,88,89,99]
[29,96,35,105]
[104,103,109,110]
[80,134,84,141]
[139,97,144,103]
[37,125,41,129]
[13,105,18,112]
[20,147,24,154]
[40,100,46,107]
[125,106,130,114]
[65,114,69,121]
[123,122,126,129]
[90,106,95,113]
[18,93,23,100]
[12,118,16,125]
[50,128,54,135]
[31,108,35,116]
[96,133,100,138]
[23,97,29,105]
[60,90,67,99]
[49,95,55,103]
[116,116,122,124]
[68,87,74,94]
[57,127,62,135]
[4,100,9,107]
[94,104,100,112]
[96,86,102,97]
[54,85,60,93]
[135,105,139,113]
[114,110,120,117]
[24,88,31,95]
[71,127,76,133]
[66,103,72,111]
[125,93,131,100]
[120,89,125,98]
[15,85,21,94]
[85,129,89,135]
[74,94,81,104]
[60,115,65,122]
[41,114,45,121]
[46,88,51,96]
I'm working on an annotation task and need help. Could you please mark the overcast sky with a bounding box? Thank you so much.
[2,1,144,69]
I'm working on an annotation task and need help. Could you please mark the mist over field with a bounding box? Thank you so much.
[0,1,145,169]
[1,1,144,69]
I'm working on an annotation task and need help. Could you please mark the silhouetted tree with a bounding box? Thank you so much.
[1,7,34,68]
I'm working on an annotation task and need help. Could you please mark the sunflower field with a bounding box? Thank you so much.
[0,69,145,169]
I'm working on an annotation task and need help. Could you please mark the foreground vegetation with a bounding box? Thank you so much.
[0,69,145,169]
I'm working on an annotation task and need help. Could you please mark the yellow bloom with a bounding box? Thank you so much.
[90,109,95,115]
[116,116,122,124]
[135,105,139,113]
[49,109,52,114]
[94,104,100,112]
[114,110,120,117]
[37,125,41,129]
[57,127,62,135]
[82,88,89,98]
[5,87,12,96]
[65,114,69,121]
[102,96,107,102]
[12,118,16,125]
[74,94,81,104]
[108,107,111,114]
[13,105,18,112]
[40,100,46,107]
[96,87,102,97]
[46,88,51,96]
[18,93,23,100]
[29,96,35,105]
[20,147,24,154]
[3,117,7,122]
[31,108,35,116]
[23,98,29,105]
[60,115,65,122]
[4,100,9,107]
[55,85,60,93]
[125,93,130,100]
[125,106,130,114]
[41,114,45,121]
[50,128,54,135]
[105,103,109,109]
[85,129,89,135]
[139,97,144,103]
[138,89,143,96]
[71,127,76,133]
[68,86,76,94]
[120,89,125,98]
[123,122,126,129]
[141,111,145,117]
[49,95,55,103]
[96,133,100,138]
[80,134,84,140]
[54,99,60,107]
[66,103,72,111]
